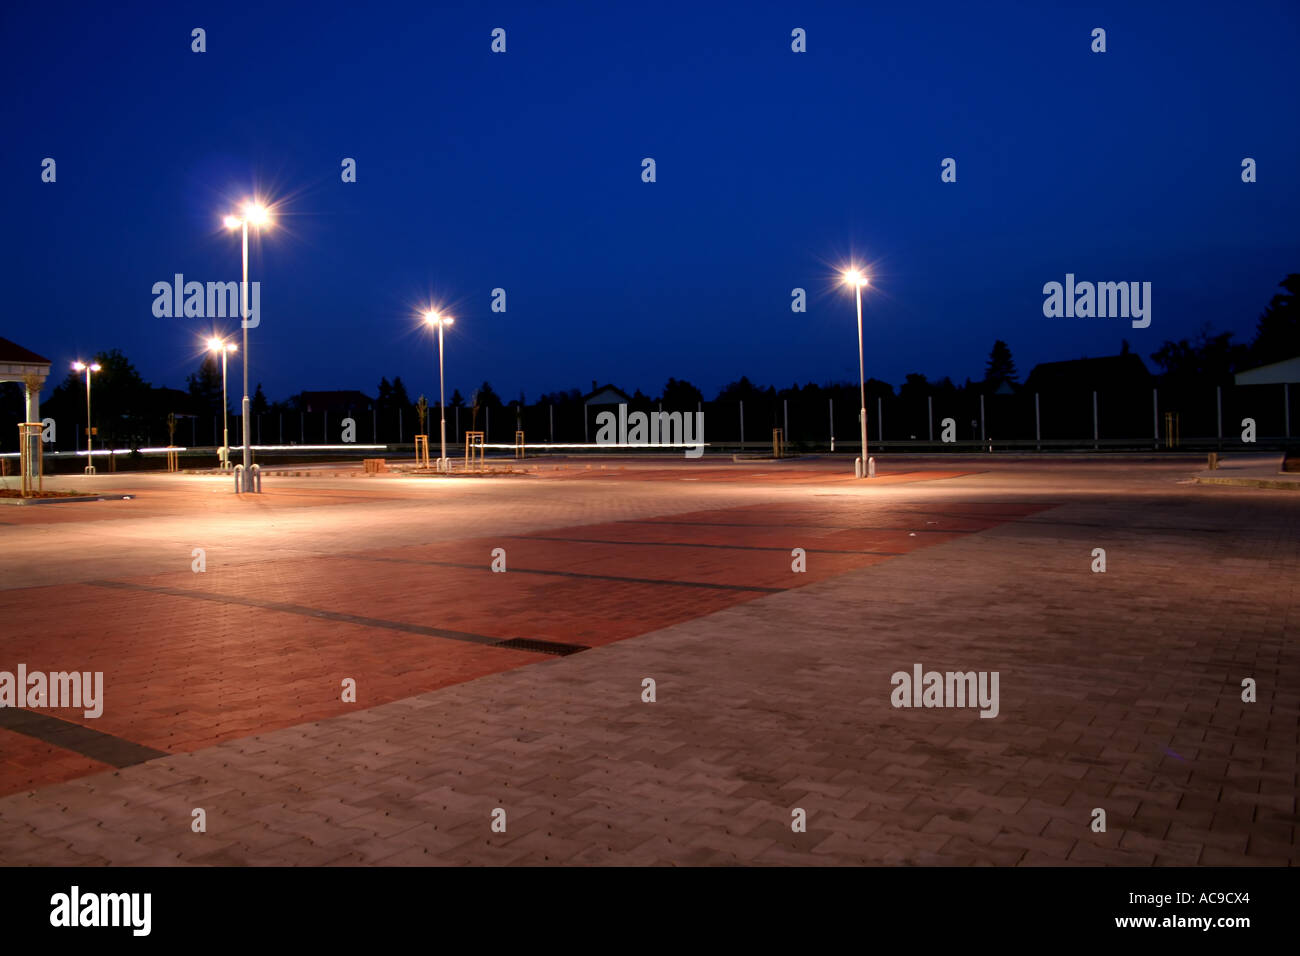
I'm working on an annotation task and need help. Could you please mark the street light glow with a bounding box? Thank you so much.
[424,310,453,327]
[206,336,236,353]
[843,268,868,287]
[224,201,273,231]
[243,202,270,227]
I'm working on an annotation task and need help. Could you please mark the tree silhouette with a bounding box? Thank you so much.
[1251,273,1299,365]
[984,340,1018,386]
[661,377,703,407]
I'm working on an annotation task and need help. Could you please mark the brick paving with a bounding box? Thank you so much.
[0,456,1295,865]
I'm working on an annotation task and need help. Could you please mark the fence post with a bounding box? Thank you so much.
[877,396,883,443]
[829,398,834,451]
[1153,388,1158,450]
[979,394,985,442]
[1216,385,1222,448]
[1035,392,1040,451]
[783,399,788,442]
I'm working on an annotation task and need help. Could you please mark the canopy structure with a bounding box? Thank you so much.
[0,337,52,483]
[1234,355,1300,386]
[1235,355,1298,438]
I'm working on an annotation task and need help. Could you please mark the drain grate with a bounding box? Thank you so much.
[494,637,590,656]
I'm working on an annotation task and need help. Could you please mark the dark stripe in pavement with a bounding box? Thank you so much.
[512,534,904,556]
[616,518,977,534]
[494,637,588,656]
[0,708,168,768]
[354,556,784,593]
[86,580,553,649]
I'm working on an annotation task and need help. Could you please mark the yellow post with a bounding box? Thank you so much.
[464,431,485,472]
[18,423,43,497]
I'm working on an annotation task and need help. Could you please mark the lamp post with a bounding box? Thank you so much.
[842,268,870,477]
[206,336,237,469]
[424,310,455,472]
[71,360,101,475]
[223,201,271,490]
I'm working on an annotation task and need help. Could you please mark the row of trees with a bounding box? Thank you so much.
[5,274,1295,450]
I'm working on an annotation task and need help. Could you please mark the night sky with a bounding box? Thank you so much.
[4,0,1298,403]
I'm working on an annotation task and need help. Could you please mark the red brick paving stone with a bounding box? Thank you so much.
[0,494,1046,794]
[0,729,114,792]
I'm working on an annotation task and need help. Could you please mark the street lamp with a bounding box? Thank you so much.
[842,268,871,478]
[206,336,238,469]
[223,200,272,490]
[423,310,455,472]
[71,360,102,475]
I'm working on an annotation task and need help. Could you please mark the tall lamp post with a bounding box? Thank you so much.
[71,360,101,475]
[223,201,271,491]
[423,310,455,472]
[206,336,237,469]
[843,269,871,478]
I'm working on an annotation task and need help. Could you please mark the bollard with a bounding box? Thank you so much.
[867,456,876,478]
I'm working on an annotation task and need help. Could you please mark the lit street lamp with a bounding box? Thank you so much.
[206,336,238,469]
[423,310,455,472]
[71,360,101,475]
[843,268,871,477]
[223,201,271,490]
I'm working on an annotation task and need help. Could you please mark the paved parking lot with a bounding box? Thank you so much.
[0,455,1295,864]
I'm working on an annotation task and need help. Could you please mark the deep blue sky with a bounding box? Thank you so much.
[4,0,1297,403]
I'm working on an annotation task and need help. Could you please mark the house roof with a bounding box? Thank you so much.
[0,336,51,366]
[1024,353,1151,392]
[583,383,631,405]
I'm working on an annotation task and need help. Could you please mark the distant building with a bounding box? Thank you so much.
[582,382,631,406]
[1024,353,1151,394]
[581,382,631,442]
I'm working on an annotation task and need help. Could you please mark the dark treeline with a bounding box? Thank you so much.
[5,274,1297,450]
